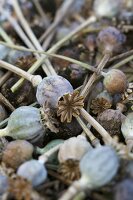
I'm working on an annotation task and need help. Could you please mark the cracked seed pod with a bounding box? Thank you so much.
[79,146,119,189]
[58,135,92,163]
[90,90,112,115]
[2,140,33,170]
[114,179,133,200]
[17,160,47,187]
[103,69,128,94]
[97,27,126,55]
[121,112,133,151]
[97,109,126,138]
[93,0,121,18]
[36,75,73,109]
[0,106,45,141]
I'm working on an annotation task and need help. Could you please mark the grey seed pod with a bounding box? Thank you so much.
[17,159,47,187]
[80,146,119,189]
[0,174,9,195]
[36,75,73,109]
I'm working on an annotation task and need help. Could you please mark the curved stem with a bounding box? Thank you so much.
[0,127,9,137]
[0,60,42,86]
[81,53,111,98]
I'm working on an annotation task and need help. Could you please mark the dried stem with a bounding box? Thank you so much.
[12,0,56,75]
[0,60,42,87]
[0,71,11,87]
[77,116,101,147]
[11,15,96,92]
[0,41,96,72]
[80,108,113,144]
[112,54,133,69]
[39,0,75,42]
[81,53,111,98]
[0,93,15,112]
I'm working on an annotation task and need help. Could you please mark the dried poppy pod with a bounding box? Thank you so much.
[103,69,128,94]
[59,146,119,200]
[0,106,45,142]
[121,112,133,151]
[0,173,9,195]
[97,27,126,55]
[93,0,121,18]
[36,75,73,109]
[58,135,92,182]
[17,159,47,187]
[97,109,126,138]
[2,140,34,170]
[0,104,7,122]
[58,135,92,163]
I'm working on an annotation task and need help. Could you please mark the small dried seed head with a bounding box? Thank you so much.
[97,27,126,55]
[103,69,128,94]
[57,91,84,123]
[90,90,112,115]
[2,140,34,170]
[59,159,81,182]
[97,109,126,138]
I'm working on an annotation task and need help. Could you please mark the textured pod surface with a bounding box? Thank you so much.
[93,0,121,18]
[97,109,126,137]
[121,112,133,140]
[0,104,7,122]
[17,160,47,187]
[80,146,119,189]
[36,75,73,108]
[103,69,128,94]
[0,174,9,195]
[2,140,33,169]
[58,135,92,163]
[97,27,126,54]
[6,106,44,140]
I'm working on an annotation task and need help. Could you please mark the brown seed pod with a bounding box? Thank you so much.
[97,109,126,138]
[0,104,7,122]
[2,140,33,170]
[103,69,128,94]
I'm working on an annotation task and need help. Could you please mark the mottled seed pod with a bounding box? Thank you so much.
[97,27,126,55]
[114,179,133,200]
[0,174,9,195]
[103,69,128,94]
[93,0,121,18]
[80,146,119,189]
[17,160,47,187]
[97,109,126,138]
[0,106,45,141]
[7,50,31,65]
[36,75,73,109]
[2,140,34,169]
[58,135,92,163]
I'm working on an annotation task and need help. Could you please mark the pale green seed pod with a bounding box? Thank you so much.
[0,106,44,141]
[79,146,119,189]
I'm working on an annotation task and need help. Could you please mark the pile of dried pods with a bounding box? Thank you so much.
[0,0,133,200]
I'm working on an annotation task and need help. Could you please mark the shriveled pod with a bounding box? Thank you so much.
[36,75,73,109]
[121,112,133,151]
[0,104,7,122]
[58,135,92,163]
[59,146,119,200]
[17,159,47,187]
[0,106,45,141]
[93,0,122,18]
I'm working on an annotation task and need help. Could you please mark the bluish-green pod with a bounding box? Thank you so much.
[79,146,119,189]
[0,106,44,140]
